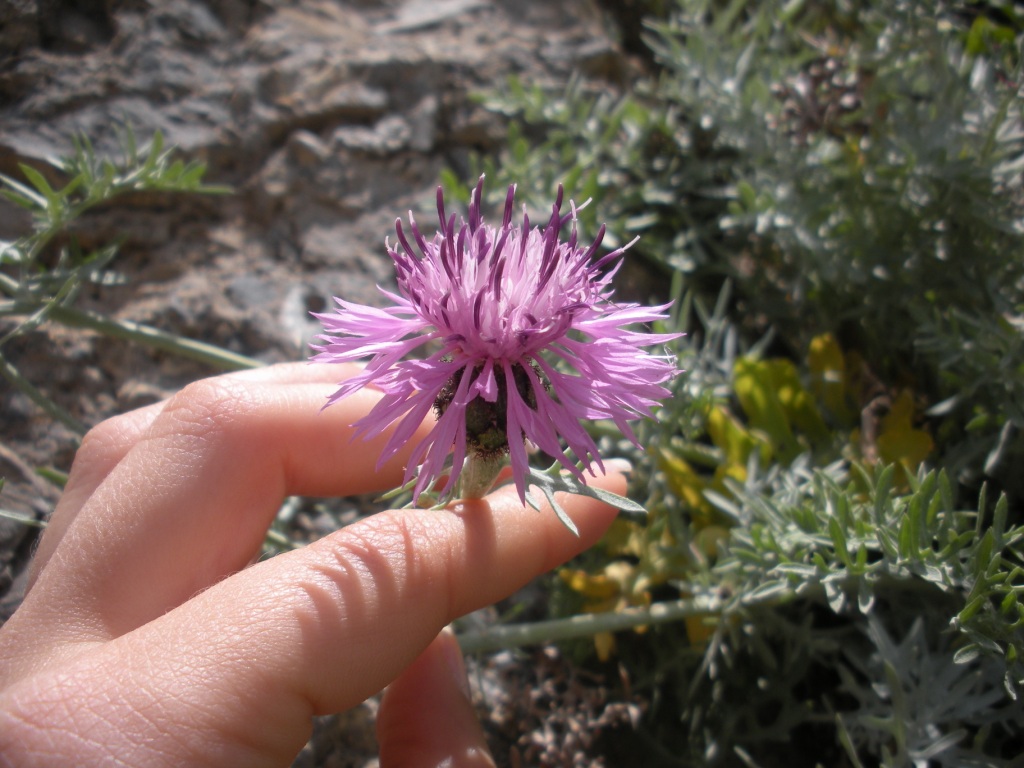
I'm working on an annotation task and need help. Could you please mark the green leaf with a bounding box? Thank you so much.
[34,466,68,488]
[958,594,987,625]
[992,494,1008,544]
[974,530,996,580]
[525,463,646,529]
[0,507,46,529]
[527,483,579,537]
[953,643,982,665]
[18,164,61,209]
[898,511,914,561]
[1000,591,1018,616]
[0,174,48,209]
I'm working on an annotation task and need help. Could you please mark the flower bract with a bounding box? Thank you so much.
[312,177,680,503]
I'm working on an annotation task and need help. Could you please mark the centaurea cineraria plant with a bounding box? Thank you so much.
[312,177,679,527]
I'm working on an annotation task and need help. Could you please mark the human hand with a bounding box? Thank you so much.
[0,363,626,767]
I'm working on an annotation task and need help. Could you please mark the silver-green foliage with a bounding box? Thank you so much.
[465,0,1024,499]
[836,615,1024,768]
[709,461,1024,690]
[660,317,1024,763]
[0,127,256,433]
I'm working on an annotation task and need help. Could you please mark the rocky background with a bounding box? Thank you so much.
[0,1,648,765]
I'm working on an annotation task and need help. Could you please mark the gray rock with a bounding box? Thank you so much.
[0,0,40,56]
[38,0,115,52]
[405,94,439,152]
[375,0,487,34]
[286,129,330,168]
[331,115,411,156]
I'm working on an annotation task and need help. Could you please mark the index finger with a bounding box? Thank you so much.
[0,472,625,767]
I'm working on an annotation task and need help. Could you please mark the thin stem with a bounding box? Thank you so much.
[456,596,722,654]
[0,508,46,529]
[263,527,305,552]
[0,273,18,297]
[458,451,507,499]
[42,305,263,371]
[0,354,87,435]
[0,269,82,350]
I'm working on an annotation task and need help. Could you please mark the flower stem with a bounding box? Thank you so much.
[458,451,507,499]
[455,596,723,654]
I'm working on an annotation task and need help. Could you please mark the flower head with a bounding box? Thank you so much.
[312,176,680,503]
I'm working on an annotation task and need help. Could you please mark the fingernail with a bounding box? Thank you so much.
[439,626,472,701]
[602,458,633,475]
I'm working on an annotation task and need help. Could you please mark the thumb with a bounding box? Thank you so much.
[377,628,495,768]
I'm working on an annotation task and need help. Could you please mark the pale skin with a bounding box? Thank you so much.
[0,363,626,767]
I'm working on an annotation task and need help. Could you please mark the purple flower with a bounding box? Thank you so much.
[312,177,680,503]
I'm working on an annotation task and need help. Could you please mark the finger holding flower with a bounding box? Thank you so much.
[0,177,680,768]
